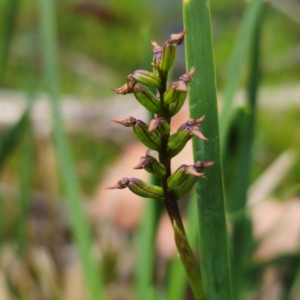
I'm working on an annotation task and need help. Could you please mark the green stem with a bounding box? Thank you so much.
[164,198,205,300]
[159,71,205,300]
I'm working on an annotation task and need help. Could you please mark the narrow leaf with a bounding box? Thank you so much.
[183,0,232,299]
[38,1,103,299]
[219,0,264,149]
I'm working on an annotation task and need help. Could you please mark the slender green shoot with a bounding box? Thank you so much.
[0,0,20,84]
[166,190,198,300]
[38,1,103,299]
[183,0,232,299]
[219,0,264,150]
[229,8,265,299]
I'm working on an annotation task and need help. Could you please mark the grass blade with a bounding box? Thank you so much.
[16,130,33,256]
[167,1,264,297]
[135,198,157,300]
[0,110,30,170]
[219,0,264,150]
[0,0,20,84]
[183,0,232,299]
[38,1,103,299]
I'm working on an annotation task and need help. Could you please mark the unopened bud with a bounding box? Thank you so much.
[146,149,159,160]
[167,116,208,157]
[133,84,161,114]
[159,43,176,73]
[168,30,186,46]
[164,80,188,105]
[194,161,214,172]
[112,117,161,151]
[134,155,166,178]
[107,177,164,199]
[151,41,162,67]
[149,117,170,135]
[112,83,130,95]
[112,116,136,127]
[131,70,161,89]
[168,163,206,199]
[168,68,195,116]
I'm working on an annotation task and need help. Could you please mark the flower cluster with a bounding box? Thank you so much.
[107,31,213,202]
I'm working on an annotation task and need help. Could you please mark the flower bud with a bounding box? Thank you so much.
[146,149,159,160]
[106,177,164,200]
[167,116,208,157]
[151,41,162,67]
[148,117,170,135]
[133,84,161,114]
[168,30,186,46]
[164,80,188,105]
[134,156,166,178]
[130,70,161,89]
[167,68,195,116]
[159,43,176,73]
[168,163,207,199]
[111,83,130,95]
[112,117,162,151]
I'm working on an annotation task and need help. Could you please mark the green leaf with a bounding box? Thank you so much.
[0,0,20,84]
[37,1,103,299]
[0,109,30,170]
[219,0,264,150]
[183,0,232,299]
[228,6,264,299]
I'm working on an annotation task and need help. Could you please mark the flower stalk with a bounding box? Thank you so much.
[108,31,213,300]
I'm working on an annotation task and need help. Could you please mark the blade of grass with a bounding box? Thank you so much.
[15,122,33,256]
[167,1,264,297]
[0,0,20,84]
[228,7,264,299]
[183,0,232,299]
[219,0,264,150]
[0,109,30,170]
[37,1,103,299]
[135,198,157,300]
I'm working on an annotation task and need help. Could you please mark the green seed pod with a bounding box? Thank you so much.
[134,156,166,178]
[133,84,161,114]
[128,178,164,199]
[131,70,161,89]
[159,43,176,73]
[170,165,205,199]
[133,120,162,151]
[106,177,164,199]
[112,117,162,151]
[169,96,186,117]
[167,128,193,158]
[163,80,188,105]
[167,117,208,157]
[167,165,190,189]
[166,68,195,116]
[148,117,170,135]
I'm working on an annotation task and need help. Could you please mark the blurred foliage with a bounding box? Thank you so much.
[0,0,300,299]
[0,0,299,97]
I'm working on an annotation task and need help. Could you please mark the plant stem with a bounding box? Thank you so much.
[158,72,205,300]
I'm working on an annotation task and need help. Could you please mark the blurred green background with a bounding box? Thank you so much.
[0,0,300,299]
